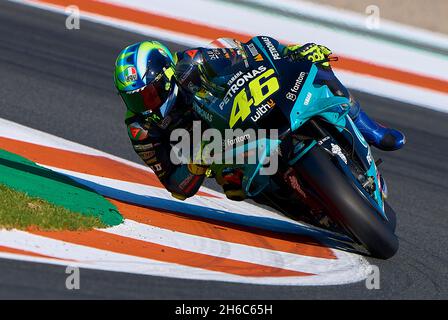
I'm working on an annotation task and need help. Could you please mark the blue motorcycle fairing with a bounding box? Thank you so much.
[283,64,385,216]
[192,38,386,216]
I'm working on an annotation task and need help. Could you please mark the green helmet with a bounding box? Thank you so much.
[114,41,178,116]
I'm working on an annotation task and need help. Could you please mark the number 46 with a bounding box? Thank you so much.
[229,69,280,128]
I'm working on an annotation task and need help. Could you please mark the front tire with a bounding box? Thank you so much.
[294,146,399,259]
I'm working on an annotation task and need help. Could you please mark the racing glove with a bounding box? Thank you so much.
[285,43,333,68]
[187,142,210,176]
[187,163,209,175]
[215,167,246,201]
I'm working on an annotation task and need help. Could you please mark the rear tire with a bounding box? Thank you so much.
[294,146,399,259]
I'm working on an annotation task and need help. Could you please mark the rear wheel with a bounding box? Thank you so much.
[294,146,399,259]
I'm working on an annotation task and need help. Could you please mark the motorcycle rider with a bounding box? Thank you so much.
[114,37,405,201]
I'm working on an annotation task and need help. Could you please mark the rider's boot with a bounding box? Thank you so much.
[349,99,406,151]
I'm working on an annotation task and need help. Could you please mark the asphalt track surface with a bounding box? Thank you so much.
[0,1,447,299]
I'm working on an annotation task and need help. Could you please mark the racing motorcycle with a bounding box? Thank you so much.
[191,37,398,259]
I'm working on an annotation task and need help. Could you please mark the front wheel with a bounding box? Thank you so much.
[294,146,399,259]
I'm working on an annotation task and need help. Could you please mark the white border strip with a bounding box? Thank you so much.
[245,0,448,51]
[104,219,356,275]
[0,225,371,286]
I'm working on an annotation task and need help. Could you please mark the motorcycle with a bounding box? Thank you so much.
[191,36,398,259]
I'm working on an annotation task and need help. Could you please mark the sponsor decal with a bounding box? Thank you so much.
[366,148,373,165]
[129,123,148,140]
[286,92,296,102]
[304,92,313,106]
[207,49,221,60]
[225,133,251,147]
[227,70,243,86]
[286,72,307,102]
[251,99,275,122]
[193,103,213,122]
[331,143,347,164]
[283,168,307,199]
[139,150,156,161]
[261,37,281,60]
[178,174,195,190]
[254,54,264,62]
[145,157,158,165]
[318,136,330,145]
[247,43,259,57]
[228,68,280,128]
[133,143,158,152]
[235,42,250,68]
[246,42,264,61]
[186,49,198,59]
[129,126,140,138]
[152,163,163,172]
[124,66,138,82]
[219,65,267,110]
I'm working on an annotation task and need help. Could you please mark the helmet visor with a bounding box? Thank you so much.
[119,68,174,114]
